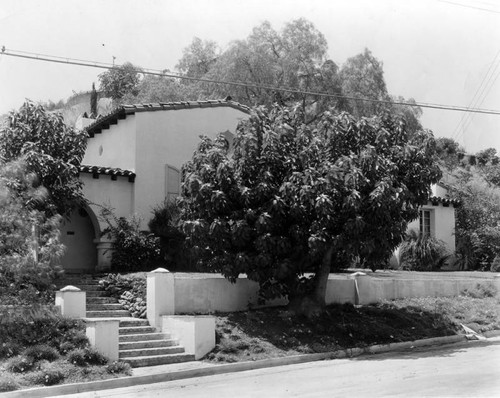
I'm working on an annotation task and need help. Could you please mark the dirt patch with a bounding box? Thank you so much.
[205,294,500,363]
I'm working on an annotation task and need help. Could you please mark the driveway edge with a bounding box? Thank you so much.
[2,333,496,397]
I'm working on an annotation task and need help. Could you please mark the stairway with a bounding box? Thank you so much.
[56,274,195,367]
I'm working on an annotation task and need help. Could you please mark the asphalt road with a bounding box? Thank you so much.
[57,339,500,398]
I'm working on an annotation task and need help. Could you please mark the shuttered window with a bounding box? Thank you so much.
[165,165,180,201]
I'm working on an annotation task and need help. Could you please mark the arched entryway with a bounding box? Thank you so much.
[60,206,99,273]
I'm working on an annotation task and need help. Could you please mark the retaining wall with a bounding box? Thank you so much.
[155,272,500,314]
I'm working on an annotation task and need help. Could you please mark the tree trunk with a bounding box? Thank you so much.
[288,245,333,318]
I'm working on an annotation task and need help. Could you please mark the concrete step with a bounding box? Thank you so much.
[86,310,131,318]
[86,291,108,297]
[70,284,103,291]
[122,353,195,368]
[119,326,156,335]
[119,319,149,327]
[119,346,185,358]
[87,303,124,311]
[119,333,170,342]
[87,297,118,304]
[119,339,179,350]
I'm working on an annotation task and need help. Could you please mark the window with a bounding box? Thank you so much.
[419,209,431,236]
[165,165,180,201]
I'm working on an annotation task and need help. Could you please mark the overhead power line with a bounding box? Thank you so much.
[2,47,500,116]
[437,0,500,14]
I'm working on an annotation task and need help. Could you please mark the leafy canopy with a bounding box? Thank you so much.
[180,105,441,302]
[98,62,143,101]
[0,101,87,217]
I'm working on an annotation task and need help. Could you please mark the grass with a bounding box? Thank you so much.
[0,359,132,391]
[205,284,500,363]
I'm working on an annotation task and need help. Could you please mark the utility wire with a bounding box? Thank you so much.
[437,0,500,14]
[2,47,500,116]
[452,50,500,141]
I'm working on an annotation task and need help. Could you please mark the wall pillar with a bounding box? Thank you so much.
[55,286,86,318]
[147,268,175,329]
[85,319,120,361]
[95,238,114,272]
[161,316,215,360]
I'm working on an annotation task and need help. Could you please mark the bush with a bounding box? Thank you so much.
[67,349,87,366]
[6,356,36,373]
[67,347,108,366]
[26,368,65,386]
[149,200,195,271]
[462,282,498,299]
[0,308,86,354]
[399,230,448,271]
[0,341,21,358]
[0,375,20,392]
[99,273,147,318]
[490,256,500,272]
[106,361,132,375]
[100,208,161,272]
[23,344,59,362]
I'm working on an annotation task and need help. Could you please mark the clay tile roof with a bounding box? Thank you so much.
[85,99,251,137]
[429,196,461,207]
[78,165,136,182]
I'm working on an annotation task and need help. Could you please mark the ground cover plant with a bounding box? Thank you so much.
[205,283,499,363]
[99,273,147,318]
[0,308,131,392]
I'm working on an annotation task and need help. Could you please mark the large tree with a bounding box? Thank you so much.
[180,105,441,315]
[199,19,343,117]
[98,62,143,101]
[0,101,87,217]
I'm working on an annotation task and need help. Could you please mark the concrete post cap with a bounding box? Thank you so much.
[151,267,170,273]
[59,285,81,292]
[350,272,367,278]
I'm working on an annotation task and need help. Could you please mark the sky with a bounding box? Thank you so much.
[0,0,499,153]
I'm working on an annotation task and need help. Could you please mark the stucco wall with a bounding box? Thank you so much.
[133,107,249,225]
[83,115,136,171]
[407,203,456,252]
[160,273,499,314]
[80,173,134,232]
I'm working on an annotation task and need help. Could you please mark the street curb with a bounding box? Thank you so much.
[2,332,497,397]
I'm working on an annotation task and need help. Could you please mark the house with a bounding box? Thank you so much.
[390,182,459,268]
[60,100,250,273]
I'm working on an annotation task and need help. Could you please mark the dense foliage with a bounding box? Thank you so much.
[399,229,449,271]
[100,207,161,272]
[99,273,147,319]
[434,137,500,270]
[0,101,87,217]
[0,160,63,305]
[98,62,142,101]
[181,105,441,311]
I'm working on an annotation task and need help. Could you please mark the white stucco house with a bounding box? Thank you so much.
[390,182,459,268]
[60,99,250,273]
[59,99,458,273]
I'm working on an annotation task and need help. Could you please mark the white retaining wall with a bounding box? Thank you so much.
[148,272,500,315]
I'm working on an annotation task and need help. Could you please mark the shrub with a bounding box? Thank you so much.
[67,349,87,366]
[100,207,161,272]
[0,375,20,392]
[84,347,108,365]
[149,200,194,271]
[399,230,448,271]
[462,282,498,299]
[490,256,500,272]
[106,361,132,375]
[67,347,108,366]
[99,273,147,318]
[6,356,35,373]
[26,368,65,386]
[0,341,21,358]
[0,308,86,352]
[23,344,59,362]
